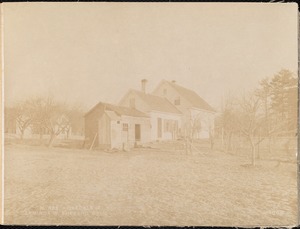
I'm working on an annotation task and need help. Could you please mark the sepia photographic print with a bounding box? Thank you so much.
[1,2,299,227]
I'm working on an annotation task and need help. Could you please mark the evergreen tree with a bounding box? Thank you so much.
[269,69,297,134]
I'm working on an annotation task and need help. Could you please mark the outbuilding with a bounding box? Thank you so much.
[84,102,151,150]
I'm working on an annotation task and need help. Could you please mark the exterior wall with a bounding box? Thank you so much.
[149,111,182,141]
[109,115,151,149]
[122,115,151,145]
[84,105,105,147]
[110,120,121,149]
[98,113,111,148]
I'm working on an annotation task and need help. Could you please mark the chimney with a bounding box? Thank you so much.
[171,80,176,84]
[141,79,148,93]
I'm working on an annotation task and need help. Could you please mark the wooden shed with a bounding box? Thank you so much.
[84,102,151,150]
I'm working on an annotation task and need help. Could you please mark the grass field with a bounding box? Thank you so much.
[4,143,298,226]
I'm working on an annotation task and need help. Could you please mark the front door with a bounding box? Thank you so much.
[157,118,162,138]
[135,124,141,141]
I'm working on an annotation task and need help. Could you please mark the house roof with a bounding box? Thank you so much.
[104,102,149,117]
[85,102,149,118]
[104,110,121,121]
[131,90,182,114]
[164,81,216,112]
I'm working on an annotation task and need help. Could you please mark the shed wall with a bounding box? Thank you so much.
[84,105,105,147]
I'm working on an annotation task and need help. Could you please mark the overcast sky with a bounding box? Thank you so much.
[3,3,298,111]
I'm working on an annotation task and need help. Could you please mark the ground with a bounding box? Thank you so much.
[4,142,298,226]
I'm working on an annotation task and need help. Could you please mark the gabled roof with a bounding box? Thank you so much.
[131,90,182,114]
[85,102,149,118]
[164,81,216,112]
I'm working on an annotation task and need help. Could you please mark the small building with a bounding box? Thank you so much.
[119,81,182,141]
[84,102,151,149]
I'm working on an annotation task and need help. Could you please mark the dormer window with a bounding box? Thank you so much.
[174,97,180,105]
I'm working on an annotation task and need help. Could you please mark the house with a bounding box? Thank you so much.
[152,80,216,139]
[84,102,151,149]
[119,80,182,141]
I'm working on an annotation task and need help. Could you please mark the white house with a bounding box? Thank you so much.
[152,80,216,139]
[119,81,182,141]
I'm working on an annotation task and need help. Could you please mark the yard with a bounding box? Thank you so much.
[3,142,298,226]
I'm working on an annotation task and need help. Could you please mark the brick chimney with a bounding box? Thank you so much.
[141,79,148,93]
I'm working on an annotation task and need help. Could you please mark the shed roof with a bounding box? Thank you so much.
[105,102,149,117]
[85,101,149,118]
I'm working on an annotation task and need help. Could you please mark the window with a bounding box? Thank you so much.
[174,97,180,105]
[164,120,179,133]
[164,120,169,132]
[123,123,128,131]
[130,98,135,108]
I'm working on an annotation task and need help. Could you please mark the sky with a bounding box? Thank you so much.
[3,3,298,111]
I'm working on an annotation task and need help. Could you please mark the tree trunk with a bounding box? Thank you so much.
[190,137,193,154]
[67,129,70,139]
[221,128,224,149]
[226,132,232,153]
[257,129,261,159]
[47,134,56,148]
[268,137,272,154]
[20,129,24,141]
[210,136,214,150]
[39,127,44,145]
[249,136,256,166]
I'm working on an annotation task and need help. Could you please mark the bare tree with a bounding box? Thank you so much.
[208,122,214,150]
[183,113,199,154]
[256,77,272,154]
[236,93,263,166]
[183,111,215,154]
[10,102,33,140]
[8,96,85,147]
[46,113,71,147]
[217,93,239,153]
[26,96,71,147]
[67,105,85,137]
